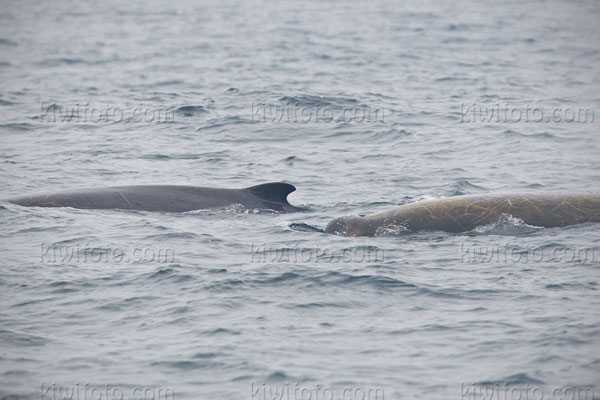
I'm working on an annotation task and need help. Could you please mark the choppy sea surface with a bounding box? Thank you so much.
[1,1,599,399]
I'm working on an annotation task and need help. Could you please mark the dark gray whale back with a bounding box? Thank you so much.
[5,182,302,213]
[325,192,600,236]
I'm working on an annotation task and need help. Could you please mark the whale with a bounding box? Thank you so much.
[325,192,600,236]
[5,182,302,213]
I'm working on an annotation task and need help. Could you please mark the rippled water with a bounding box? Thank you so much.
[1,0,599,399]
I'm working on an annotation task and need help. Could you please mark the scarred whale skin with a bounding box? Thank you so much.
[5,182,302,213]
[325,192,600,236]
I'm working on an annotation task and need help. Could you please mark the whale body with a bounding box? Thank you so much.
[325,192,600,236]
[5,182,302,213]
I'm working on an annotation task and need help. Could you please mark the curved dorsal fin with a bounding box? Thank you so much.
[245,182,296,203]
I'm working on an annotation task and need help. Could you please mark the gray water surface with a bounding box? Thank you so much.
[1,0,599,399]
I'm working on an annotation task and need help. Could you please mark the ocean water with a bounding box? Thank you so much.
[1,0,599,399]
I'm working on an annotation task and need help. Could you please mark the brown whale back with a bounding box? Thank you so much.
[329,192,600,236]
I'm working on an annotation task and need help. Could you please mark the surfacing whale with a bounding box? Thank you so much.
[325,192,600,236]
[5,182,302,213]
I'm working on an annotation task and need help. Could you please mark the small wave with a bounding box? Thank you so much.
[448,180,488,196]
[0,123,35,131]
[192,352,223,359]
[205,278,247,292]
[370,128,413,141]
[310,271,416,291]
[545,283,565,290]
[97,295,159,311]
[143,232,198,240]
[442,37,469,44]
[206,271,415,292]
[2,369,28,377]
[445,23,480,31]
[140,153,172,160]
[435,76,471,82]
[265,371,295,383]
[141,151,229,161]
[472,214,540,235]
[387,323,462,335]
[375,224,410,236]
[195,116,257,132]
[361,153,391,160]
[419,286,505,300]
[544,282,594,290]
[142,266,193,283]
[201,327,241,336]
[282,155,304,163]
[501,129,573,141]
[279,94,359,109]
[0,328,49,347]
[117,9,178,16]
[151,359,224,370]
[175,105,208,116]
[0,38,17,46]
[261,271,302,284]
[151,80,185,87]
[288,301,352,309]
[35,57,86,66]
[46,280,79,294]
[476,373,544,386]
[187,204,281,215]
[523,183,545,189]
